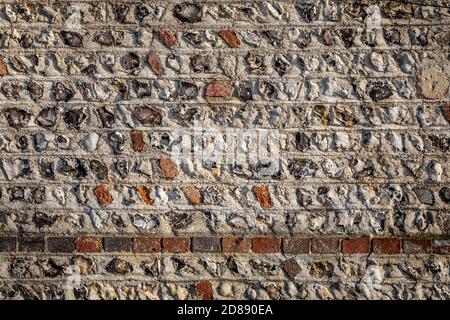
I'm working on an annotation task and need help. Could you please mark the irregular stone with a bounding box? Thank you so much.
[121,52,140,71]
[106,258,133,275]
[89,160,108,180]
[0,56,8,76]
[97,107,115,128]
[109,132,124,153]
[80,133,100,151]
[4,108,30,128]
[252,186,273,208]
[165,211,192,230]
[60,31,83,47]
[132,106,162,125]
[177,81,198,100]
[367,81,393,101]
[173,3,203,23]
[159,158,178,179]
[397,52,415,73]
[321,29,334,46]
[63,109,87,129]
[281,258,301,279]
[95,30,124,46]
[439,187,450,203]
[93,185,113,206]
[131,131,145,152]
[166,54,181,72]
[182,186,202,205]
[205,80,232,97]
[27,81,44,101]
[137,186,154,205]
[52,82,74,102]
[418,65,449,100]
[413,188,435,205]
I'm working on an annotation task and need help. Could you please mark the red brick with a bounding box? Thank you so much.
[252,186,273,209]
[282,237,309,254]
[433,240,450,254]
[222,237,251,253]
[205,80,232,97]
[403,239,431,254]
[342,237,370,254]
[93,185,113,206]
[76,237,103,253]
[136,186,154,205]
[162,237,190,253]
[252,237,281,253]
[133,237,161,253]
[219,29,240,48]
[153,29,177,48]
[196,280,213,300]
[311,238,340,254]
[372,238,401,254]
[159,158,179,179]
[147,52,163,76]
[131,131,145,152]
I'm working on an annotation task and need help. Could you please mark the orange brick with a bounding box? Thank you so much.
[76,237,102,253]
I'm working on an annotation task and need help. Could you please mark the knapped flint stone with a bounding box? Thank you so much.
[109,131,125,153]
[173,3,203,23]
[121,52,140,70]
[38,159,55,180]
[383,28,401,45]
[115,5,129,23]
[32,186,46,204]
[52,82,74,102]
[115,159,129,178]
[60,31,83,47]
[340,28,357,48]
[16,135,28,151]
[97,107,115,128]
[36,107,57,128]
[295,132,310,152]
[165,211,193,231]
[134,4,150,21]
[4,108,30,128]
[89,160,108,180]
[10,56,28,73]
[132,105,162,125]
[367,82,393,102]
[95,30,124,46]
[190,54,213,73]
[382,2,413,19]
[177,81,199,100]
[296,3,319,22]
[439,187,450,203]
[238,83,253,101]
[106,258,133,275]
[63,109,87,130]
[34,211,57,228]
[1,82,22,99]
[183,31,203,47]
[288,159,319,179]
[414,188,435,205]
[19,33,33,48]
[27,81,43,101]
[33,133,48,151]
[273,54,290,76]
[133,80,152,98]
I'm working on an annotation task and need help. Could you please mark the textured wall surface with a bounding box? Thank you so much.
[0,0,449,300]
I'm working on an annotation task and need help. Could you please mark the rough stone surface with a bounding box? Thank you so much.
[0,0,449,301]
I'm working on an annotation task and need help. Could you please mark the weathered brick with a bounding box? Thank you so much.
[342,237,370,254]
[192,237,221,252]
[433,240,450,254]
[159,158,178,179]
[47,237,75,253]
[252,186,273,208]
[0,237,16,252]
[196,280,213,300]
[18,237,44,252]
[281,258,301,279]
[162,237,190,253]
[205,80,232,97]
[219,29,240,48]
[282,237,310,254]
[252,237,281,253]
[104,237,133,252]
[153,29,177,48]
[76,237,103,253]
[130,131,145,152]
[222,237,251,253]
[403,239,431,254]
[311,238,340,254]
[133,237,161,253]
[136,186,154,205]
[93,185,113,206]
[372,238,402,254]
[182,186,202,205]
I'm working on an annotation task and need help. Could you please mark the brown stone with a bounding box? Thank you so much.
[281,258,301,279]
[322,29,334,46]
[0,56,8,76]
[136,186,154,205]
[153,29,177,48]
[219,29,240,48]
[418,65,449,100]
[182,186,202,205]
[252,186,273,208]
[196,280,213,300]
[131,131,145,152]
[147,52,163,75]
[159,158,179,179]
[93,185,113,206]
[205,80,232,97]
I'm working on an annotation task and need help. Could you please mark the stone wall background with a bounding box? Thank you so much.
[0,0,449,300]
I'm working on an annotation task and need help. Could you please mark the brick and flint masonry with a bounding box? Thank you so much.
[0,0,449,300]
